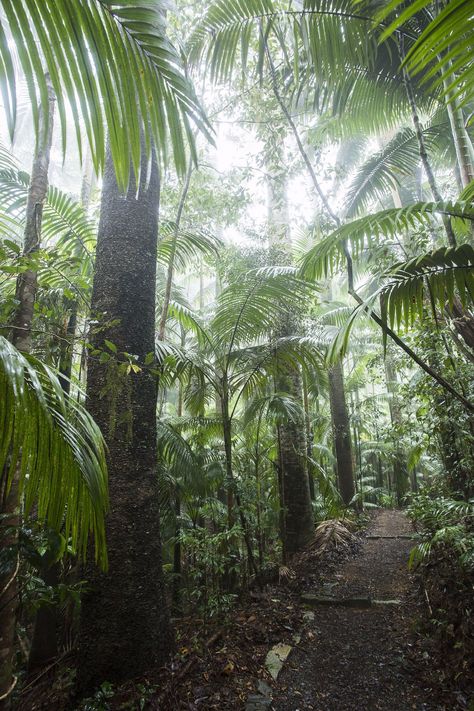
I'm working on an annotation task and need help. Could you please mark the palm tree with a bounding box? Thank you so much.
[262,116,314,554]
[0,337,108,705]
[159,265,321,565]
[188,0,474,407]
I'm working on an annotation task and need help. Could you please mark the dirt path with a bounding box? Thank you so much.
[272,510,441,711]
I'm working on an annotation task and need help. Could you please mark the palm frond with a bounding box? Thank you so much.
[0,336,108,566]
[212,266,316,349]
[324,244,474,359]
[158,222,223,270]
[378,0,474,107]
[0,0,210,187]
[301,201,474,280]
[188,0,379,85]
[344,126,440,218]
[379,244,474,330]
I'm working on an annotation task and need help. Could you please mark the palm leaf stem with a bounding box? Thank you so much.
[158,153,194,341]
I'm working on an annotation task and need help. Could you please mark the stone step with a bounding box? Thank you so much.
[366,534,414,540]
[301,594,402,608]
[302,594,372,608]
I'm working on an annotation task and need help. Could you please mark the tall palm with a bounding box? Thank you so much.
[76,139,175,689]
[159,265,322,564]
[262,115,315,554]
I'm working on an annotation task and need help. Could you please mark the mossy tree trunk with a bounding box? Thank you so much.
[328,359,355,507]
[264,125,314,554]
[77,143,172,690]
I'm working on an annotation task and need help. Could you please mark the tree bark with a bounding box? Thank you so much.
[264,120,314,554]
[384,355,409,504]
[10,81,55,352]
[0,78,55,710]
[277,364,314,553]
[328,360,355,507]
[77,143,172,691]
[158,156,193,341]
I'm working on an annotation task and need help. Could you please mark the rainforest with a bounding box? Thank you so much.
[0,1,473,710]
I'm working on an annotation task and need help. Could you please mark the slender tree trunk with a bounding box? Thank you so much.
[220,382,258,578]
[58,149,96,395]
[171,496,182,615]
[77,142,172,691]
[444,81,474,189]
[302,370,315,500]
[158,157,193,341]
[399,35,457,248]
[0,79,55,709]
[172,378,183,614]
[264,124,314,553]
[328,360,355,507]
[384,355,409,504]
[277,365,314,552]
[27,562,60,671]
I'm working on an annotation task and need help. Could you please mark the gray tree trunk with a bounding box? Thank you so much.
[328,360,355,507]
[265,130,314,553]
[384,355,409,504]
[0,79,55,709]
[77,143,172,690]
[277,361,314,553]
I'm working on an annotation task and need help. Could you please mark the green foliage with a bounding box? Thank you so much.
[408,492,474,570]
[344,126,442,218]
[0,0,210,187]
[0,336,108,566]
[379,245,474,330]
[378,0,474,108]
[158,222,223,270]
[177,524,241,618]
[301,201,474,280]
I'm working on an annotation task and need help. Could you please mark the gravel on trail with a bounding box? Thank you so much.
[272,510,443,711]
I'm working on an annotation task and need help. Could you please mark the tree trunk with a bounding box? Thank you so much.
[0,79,55,710]
[158,157,193,341]
[10,81,55,352]
[302,370,315,500]
[28,562,60,672]
[77,143,172,691]
[264,126,314,553]
[384,355,409,505]
[328,360,355,507]
[277,365,314,553]
[58,150,96,395]
[444,84,474,189]
[171,495,182,615]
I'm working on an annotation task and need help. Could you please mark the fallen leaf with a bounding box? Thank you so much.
[222,661,235,675]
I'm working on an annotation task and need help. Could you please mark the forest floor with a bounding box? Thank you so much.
[154,509,450,711]
[19,510,457,711]
[271,509,440,711]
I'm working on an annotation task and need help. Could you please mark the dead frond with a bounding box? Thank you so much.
[310,520,356,556]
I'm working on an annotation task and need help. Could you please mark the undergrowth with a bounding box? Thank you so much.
[407,488,474,698]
